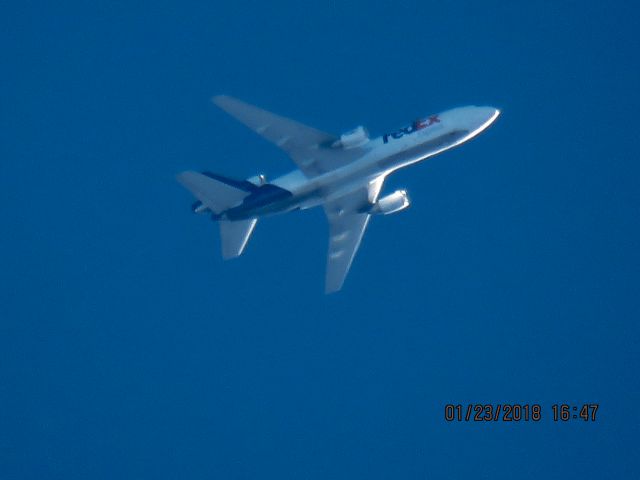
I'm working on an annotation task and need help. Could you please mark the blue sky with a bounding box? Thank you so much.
[1,1,639,478]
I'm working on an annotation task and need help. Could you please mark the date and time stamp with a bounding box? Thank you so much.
[444,403,599,423]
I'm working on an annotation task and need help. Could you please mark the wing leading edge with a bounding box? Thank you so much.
[213,95,366,177]
[212,95,381,292]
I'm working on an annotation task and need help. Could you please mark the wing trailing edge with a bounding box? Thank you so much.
[212,95,366,177]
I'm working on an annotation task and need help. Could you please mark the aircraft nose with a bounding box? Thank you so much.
[438,106,500,131]
[474,106,500,127]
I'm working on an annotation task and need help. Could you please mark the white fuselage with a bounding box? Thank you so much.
[179,100,501,292]
[233,106,499,218]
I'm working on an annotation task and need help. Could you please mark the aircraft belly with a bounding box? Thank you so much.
[226,130,470,221]
[180,96,500,293]
[226,189,321,220]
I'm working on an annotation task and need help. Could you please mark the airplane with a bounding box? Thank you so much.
[177,95,500,293]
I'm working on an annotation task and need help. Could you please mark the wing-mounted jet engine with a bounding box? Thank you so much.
[180,95,501,293]
[332,126,369,149]
[369,190,410,215]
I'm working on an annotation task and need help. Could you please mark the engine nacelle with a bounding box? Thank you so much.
[332,126,369,149]
[370,190,410,215]
[246,174,266,186]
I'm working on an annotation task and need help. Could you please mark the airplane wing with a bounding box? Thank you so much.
[324,176,385,293]
[213,95,365,177]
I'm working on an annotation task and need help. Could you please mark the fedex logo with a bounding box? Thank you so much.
[383,115,440,144]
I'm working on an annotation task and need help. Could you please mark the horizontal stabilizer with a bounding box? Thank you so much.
[177,171,249,214]
[219,218,258,259]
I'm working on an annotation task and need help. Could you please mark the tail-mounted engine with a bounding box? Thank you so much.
[246,174,267,187]
[370,190,410,215]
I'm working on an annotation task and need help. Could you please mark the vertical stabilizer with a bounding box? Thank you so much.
[219,219,258,259]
